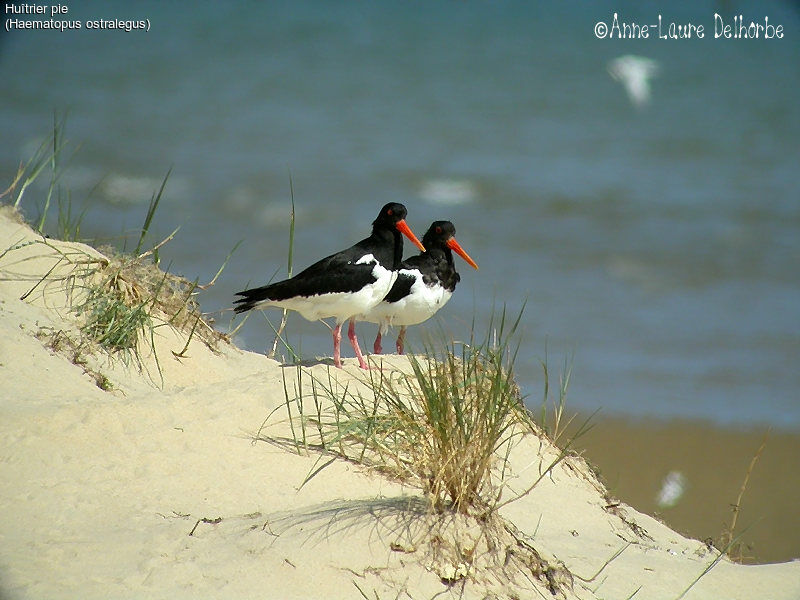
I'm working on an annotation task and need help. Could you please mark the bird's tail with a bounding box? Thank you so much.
[233,286,274,314]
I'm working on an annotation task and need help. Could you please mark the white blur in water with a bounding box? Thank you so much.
[656,470,688,509]
[607,55,660,109]
[418,178,477,205]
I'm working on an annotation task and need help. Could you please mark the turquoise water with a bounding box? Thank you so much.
[2,1,799,428]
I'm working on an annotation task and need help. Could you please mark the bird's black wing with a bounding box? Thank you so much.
[383,271,416,304]
[234,247,379,311]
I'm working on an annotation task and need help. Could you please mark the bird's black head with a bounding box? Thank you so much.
[373,202,408,228]
[422,221,457,249]
[421,220,478,270]
[372,203,425,258]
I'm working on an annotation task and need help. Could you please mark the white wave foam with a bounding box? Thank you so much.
[100,174,189,206]
[418,178,477,205]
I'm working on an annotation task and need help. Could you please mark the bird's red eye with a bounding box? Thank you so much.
[435,226,442,234]
[387,209,393,216]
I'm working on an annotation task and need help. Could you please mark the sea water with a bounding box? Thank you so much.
[1,0,798,428]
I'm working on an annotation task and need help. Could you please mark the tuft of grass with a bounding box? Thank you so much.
[72,244,229,357]
[4,118,237,374]
[258,308,591,595]
[266,304,595,517]
[6,231,233,387]
[7,215,230,387]
[78,280,152,352]
[274,306,547,515]
[393,307,531,513]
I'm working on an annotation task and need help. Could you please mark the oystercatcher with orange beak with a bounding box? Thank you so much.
[362,220,478,355]
[234,203,425,369]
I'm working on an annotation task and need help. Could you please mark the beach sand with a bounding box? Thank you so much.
[1,206,798,599]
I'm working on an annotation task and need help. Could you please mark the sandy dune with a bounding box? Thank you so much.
[1,207,798,599]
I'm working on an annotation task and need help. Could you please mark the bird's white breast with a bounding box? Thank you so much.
[361,268,452,332]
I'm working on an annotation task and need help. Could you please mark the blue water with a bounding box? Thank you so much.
[2,1,799,429]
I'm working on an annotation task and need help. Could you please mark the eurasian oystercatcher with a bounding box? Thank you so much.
[362,220,478,355]
[233,202,425,369]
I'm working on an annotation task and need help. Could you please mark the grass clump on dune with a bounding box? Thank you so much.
[385,309,530,514]
[70,240,229,359]
[77,274,152,353]
[266,307,590,593]
[3,117,231,383]
[274,306,568,516]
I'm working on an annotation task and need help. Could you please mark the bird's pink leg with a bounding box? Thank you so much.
[332,323,343,369]
[396,326,407,355]
[348,318,369,370]
[373,330,383,355]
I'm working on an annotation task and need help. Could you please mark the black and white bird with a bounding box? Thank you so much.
[362,220,478,355]
[234,203,425,369]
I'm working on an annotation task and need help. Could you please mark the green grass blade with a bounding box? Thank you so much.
[135,166,172,256]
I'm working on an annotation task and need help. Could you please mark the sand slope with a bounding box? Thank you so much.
[1,208,798,600]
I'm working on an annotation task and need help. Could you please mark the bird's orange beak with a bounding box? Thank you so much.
[396,219,426,252]
[447,237,479,270]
